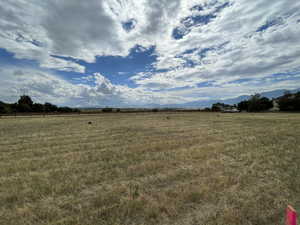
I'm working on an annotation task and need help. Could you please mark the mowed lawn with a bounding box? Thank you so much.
[0,112,299,225]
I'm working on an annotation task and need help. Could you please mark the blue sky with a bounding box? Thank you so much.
[0,0,300,107]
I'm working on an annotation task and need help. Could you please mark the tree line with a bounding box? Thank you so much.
[1,91,299,114]
[0,96,79,114]
[212,91,300,112]
[237,94,273,112]
[237,91,300,112]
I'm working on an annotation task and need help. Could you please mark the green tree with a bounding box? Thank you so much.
[237,94,273,112]
[58,107,73,113]
[0,101,6,114]
[10,103,18,114]
[211,103,223,112]
[237,100,249,111]
[32,103,45,112]
[17,104,33,112]
[17,95,34,112]
[102,107,113,113]
[18,95,33,106]
[247,94,273,112]
[278,91,300,111]
[44,102,58,112]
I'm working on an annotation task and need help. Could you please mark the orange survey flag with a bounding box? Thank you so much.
[286,205,297,225]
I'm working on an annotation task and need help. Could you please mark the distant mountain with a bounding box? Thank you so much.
[149,88,300,109]
[259,88,300,99]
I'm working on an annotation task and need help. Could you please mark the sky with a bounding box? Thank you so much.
[0,0,300,107]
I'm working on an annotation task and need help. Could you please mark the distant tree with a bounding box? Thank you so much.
[58,107,73,113]
[278,95,293,111]
[1,97,79,114]
[278,91,300,111]
[10,103,18,114]
[32,103,45,113]
[17,103,32,112]
[211,103,222,112]
[17,95,34,112]
[247,94,261,112]
[259,97,273,110]
[152,108,159,112]
[0,101,6,114]
[102,107,113,113]
[44,102,58,112]
[295,92,300,111]
[237,94,273,112]
[237,100,249,111]
[18,95,33,106]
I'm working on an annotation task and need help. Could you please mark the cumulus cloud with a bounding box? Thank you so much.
[0,0,300,106]
[127,0,300,94]
[0,67,194,107]
[0,67,113,105]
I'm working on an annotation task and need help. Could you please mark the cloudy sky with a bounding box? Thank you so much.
[1,0,300,107]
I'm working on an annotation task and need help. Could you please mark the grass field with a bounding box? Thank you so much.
[0,112,299,225]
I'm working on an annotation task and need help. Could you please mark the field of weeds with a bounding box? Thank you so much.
[0,112,299,225]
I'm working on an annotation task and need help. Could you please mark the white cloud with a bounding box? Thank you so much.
[40,57,85,73]
[0,0,300,106]
[0,67,194,107]
[128,0,300,93]
[0,67,100,104]
[0,65,299,107]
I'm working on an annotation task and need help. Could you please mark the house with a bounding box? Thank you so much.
[222,107,239,113]
[212,103,239,113]
[269,100,280,112]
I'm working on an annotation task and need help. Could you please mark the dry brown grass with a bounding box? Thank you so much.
[0,112,299,225]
